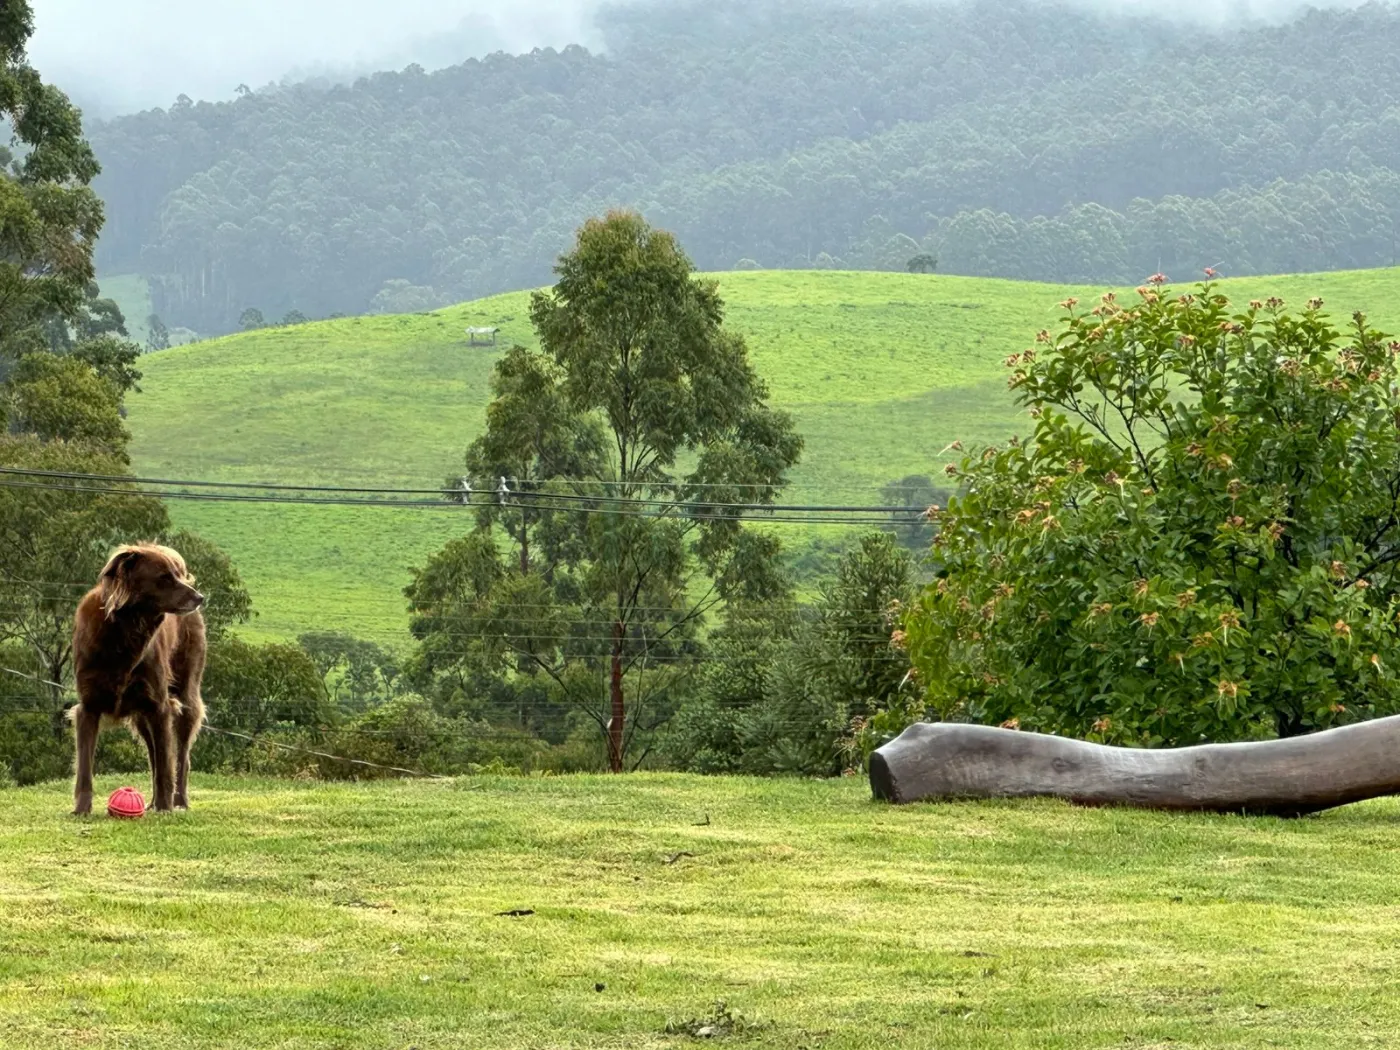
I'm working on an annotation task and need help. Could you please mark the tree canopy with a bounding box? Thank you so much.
[903,281,1400,747]
[408,213,802,771]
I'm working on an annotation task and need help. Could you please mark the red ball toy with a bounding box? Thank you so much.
[107,786,146,819]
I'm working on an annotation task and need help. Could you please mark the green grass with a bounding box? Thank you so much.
[3,774,1400,1048]
[124,268,1400,641]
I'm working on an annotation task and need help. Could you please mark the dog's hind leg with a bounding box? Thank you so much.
[172,695,203,810]
[171,617,206,810]
[72,706,100,816]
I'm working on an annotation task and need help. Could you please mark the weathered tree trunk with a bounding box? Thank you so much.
[608,620,625,773]
[869,718,1400,817]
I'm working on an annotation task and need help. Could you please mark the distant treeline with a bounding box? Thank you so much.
[88,0,1400,332]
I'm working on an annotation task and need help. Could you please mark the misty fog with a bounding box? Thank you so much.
[28,0,1377,119]
[27,0,607,118]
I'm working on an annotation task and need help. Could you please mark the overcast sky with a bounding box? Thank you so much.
[28,0,1370,120]
[27,0,609,118]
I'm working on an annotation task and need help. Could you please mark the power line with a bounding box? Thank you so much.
[0,466,945,495]
[0,467,935,517]
[0,476,919,526]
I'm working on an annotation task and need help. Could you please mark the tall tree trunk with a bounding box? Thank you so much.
[608,618,625,773]
[47,653,65,704]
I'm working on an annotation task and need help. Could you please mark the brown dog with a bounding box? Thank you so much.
[70,544,207,815]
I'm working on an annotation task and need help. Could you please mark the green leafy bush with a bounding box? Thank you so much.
[666,533,916,775]
[906,279,1400,745]
[316,696,550,779]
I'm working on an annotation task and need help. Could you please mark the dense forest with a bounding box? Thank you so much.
[88,0,1400,333]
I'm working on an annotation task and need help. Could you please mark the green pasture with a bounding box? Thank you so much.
[121,267,1400,641]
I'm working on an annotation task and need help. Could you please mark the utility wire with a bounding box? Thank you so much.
[0,466,944,496]
[0,467,935,514]
[0,477,919,526]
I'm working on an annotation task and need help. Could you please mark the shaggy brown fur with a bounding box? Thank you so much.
[70,544,207,815]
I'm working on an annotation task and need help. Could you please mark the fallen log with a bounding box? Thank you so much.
[868,717,1400,816]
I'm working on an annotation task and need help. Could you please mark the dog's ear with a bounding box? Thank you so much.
[99,549,142,618]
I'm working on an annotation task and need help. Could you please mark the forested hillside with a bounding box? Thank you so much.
[90,0,1400,333]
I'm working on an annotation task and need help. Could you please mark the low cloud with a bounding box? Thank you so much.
[27,0,1377,119]
[27,0,606,118]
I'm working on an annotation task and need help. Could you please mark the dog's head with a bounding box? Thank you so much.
[99,544,205,619]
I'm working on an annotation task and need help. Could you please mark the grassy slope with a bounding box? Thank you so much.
[125,268,1400,641]
[2,775,1400,1048]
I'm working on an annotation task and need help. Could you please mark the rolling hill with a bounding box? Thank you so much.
[124,267,1400,642]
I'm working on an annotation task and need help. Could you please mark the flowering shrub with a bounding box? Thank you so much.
[905,278,1400,745]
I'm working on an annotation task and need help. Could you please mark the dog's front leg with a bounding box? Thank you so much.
[72,706,101,816]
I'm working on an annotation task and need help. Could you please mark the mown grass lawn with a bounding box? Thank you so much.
[2,773,1399,1048]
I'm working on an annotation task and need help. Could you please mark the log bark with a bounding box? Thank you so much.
[868,717,1400,816]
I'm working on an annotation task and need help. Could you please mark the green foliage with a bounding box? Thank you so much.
[0,644,70,786]
[415,214,802,770]
[907,281,1400,745]
[315,695,547,779]
[907,253,939,274]
[147,313,170,351]
[0,2,102,361]
[0,4,132,455]
[39,283,143,403]
[371,279,439,315]
[298,631,403,715]
[5,352,128,454]
[661,603,796,775]
[239,307,265,330]
[816,532,917,715]
[63,333,142,398]
[666,533,915,775]
[197,636,330,771]
[460,343,607,576]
